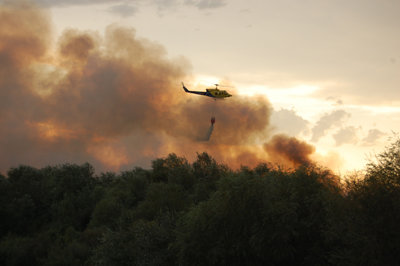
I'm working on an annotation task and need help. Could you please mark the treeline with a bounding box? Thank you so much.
[1,141,400,265]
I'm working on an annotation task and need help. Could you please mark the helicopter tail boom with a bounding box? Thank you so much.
[182,82,189,92]
[182,82,208,96]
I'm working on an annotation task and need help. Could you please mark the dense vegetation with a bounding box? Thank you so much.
[2,139,400,265]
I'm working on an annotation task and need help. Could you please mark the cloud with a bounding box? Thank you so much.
[10,0,118,7]
[362,129,386,146]
[311,110,350,142]
[270,108,310,137]
[184,0,226,9]
[107,4,138,17]
[205,1,400,106]
[326,96,343,106]
[333,126,359,146]
[18,0,226,10]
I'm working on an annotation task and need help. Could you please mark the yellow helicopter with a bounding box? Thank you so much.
[182,82,232,99]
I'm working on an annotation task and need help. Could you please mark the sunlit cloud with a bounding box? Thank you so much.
[270,108,310,137]
[23,0,226,10]
[237,84,320,97]
[192,75,221,88]
[362,129,386,146]
[107,3,138,17]
[333,126,359,146]
[311,110,351,142]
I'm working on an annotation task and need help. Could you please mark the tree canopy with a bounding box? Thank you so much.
[1,144,400,265]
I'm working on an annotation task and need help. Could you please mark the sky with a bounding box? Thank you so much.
[1,0,399,174]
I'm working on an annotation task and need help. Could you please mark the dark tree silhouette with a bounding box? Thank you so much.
[1,142,400,265]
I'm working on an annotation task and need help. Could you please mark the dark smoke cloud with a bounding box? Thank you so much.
[0,2,269,172]
[0,2,318,173]
[264,134,315,167]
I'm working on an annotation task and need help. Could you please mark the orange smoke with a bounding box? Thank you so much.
[31,121,79,141]
[87,143,129,171]
[0,2,319,173]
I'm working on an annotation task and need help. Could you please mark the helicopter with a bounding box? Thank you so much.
[182,82,232,99]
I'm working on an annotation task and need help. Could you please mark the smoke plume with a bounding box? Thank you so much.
[0,2,318,173]
[264,134,316,167]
